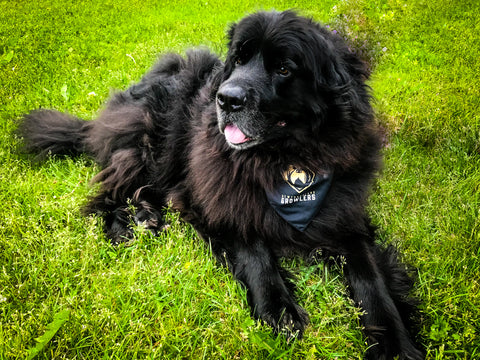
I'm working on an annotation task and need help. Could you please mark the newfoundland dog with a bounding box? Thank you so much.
[19,10,422,359]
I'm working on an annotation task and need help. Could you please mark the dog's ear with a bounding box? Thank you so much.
[306,29,373,130]
[325,59,351,88]
[310,37,351,89]
[322,31,370,87]
[309,29,371,92]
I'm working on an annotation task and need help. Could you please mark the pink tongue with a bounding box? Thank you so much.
[224,123,249,144]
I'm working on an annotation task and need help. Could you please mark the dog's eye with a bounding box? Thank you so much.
[235,58,243,66]
[277,66,290,76]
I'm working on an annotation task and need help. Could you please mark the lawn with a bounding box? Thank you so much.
[0,0,479,359]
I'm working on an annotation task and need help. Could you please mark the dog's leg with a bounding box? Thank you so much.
[83,145,168,245]
[343,241,422,360]
[210,236,309,338]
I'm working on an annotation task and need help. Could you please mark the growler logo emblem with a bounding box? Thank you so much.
[282,165,316,194]
[266,165,333,231]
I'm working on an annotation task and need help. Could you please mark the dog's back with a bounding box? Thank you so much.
[19,49,221,163]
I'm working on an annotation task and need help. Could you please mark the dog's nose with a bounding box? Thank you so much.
[217,85,247,112]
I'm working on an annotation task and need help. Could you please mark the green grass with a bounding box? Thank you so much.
[1,0,479,358]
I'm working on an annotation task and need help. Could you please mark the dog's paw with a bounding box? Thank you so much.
[132,202,164,233]
[259,302,310,339]
[364,330,424,360]
[106,203,167,245]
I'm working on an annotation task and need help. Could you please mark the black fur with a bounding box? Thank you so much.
[18,11,422,359]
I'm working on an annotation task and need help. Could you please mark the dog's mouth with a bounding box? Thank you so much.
[220,122,262,150]
[224,123,251,144]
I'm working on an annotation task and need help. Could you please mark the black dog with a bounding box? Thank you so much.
[19,10,422,359]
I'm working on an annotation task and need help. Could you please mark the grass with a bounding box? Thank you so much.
[0,0,479,358]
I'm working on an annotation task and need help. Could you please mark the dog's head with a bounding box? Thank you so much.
[216,10,370,151]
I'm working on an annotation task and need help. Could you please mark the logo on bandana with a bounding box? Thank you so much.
[283,166,316,193]
[266,166,333,232]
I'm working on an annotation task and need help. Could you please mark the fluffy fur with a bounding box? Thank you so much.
[19,11,422,359]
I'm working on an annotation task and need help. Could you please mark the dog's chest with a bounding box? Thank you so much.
[190,161,268,226]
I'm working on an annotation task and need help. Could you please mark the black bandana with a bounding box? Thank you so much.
[265,166,333,232]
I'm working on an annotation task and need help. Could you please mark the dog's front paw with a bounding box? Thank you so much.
[363,328,424,360]
[106,202,167,245]
[257,301,310,339]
